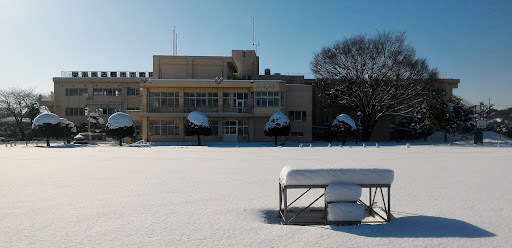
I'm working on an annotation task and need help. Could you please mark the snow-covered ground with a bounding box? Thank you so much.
[1,143,511,247]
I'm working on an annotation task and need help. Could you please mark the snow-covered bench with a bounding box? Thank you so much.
[279,166,394,225]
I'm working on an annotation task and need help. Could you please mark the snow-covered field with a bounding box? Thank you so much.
[1,142,511,247]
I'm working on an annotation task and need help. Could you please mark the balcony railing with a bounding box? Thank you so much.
[61,71,153,78]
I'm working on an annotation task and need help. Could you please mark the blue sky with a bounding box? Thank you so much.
[1,0,511,108]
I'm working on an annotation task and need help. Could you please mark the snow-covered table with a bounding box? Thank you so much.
[279,166,394,225]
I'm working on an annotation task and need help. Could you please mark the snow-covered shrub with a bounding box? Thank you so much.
[87,112,105,133]
[59,118,78,144]
[330,114,356,145]
[184,111,211,146]
[31,113,62,146]
[264,112,290,145]
[105,112,134,146]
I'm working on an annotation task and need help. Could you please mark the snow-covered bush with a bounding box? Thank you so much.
[184,111,211,146]
[59,118,78,144]
[31,113,62,146]
[87,112,105,133]
[330,114,356,145]
[105,112,135,146]
[264,112,290,145]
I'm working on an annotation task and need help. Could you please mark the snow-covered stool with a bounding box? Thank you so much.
[279,166,394,225]
[327,202,366,225]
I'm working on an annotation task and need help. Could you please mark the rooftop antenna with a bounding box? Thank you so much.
[173,26,177,56]
[252,18,260,54]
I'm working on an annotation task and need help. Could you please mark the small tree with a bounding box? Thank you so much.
[0,88,39,141]
[31,113,62,146]
[105,112,135,146]
[59,118,77,144]
[87,112,105,133]
[428,96,474,142]
[184,111,212,146]
[330,114,356,145]
[264,112,290,145]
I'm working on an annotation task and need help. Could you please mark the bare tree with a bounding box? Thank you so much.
[0,88,38,141]
[311,31,438,141]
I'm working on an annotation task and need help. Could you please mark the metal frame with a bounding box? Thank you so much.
[279,182,391,225]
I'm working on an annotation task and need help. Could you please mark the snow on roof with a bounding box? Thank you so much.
[279,166,394,186]
[107,112,133,129]
[187,111,210,127]
[265,112,290,131]
[333,114,356,129]
[32,113,61,128]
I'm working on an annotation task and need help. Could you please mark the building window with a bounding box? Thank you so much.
[223,92,248,108]
[210,120,218,135]
[254,92,282,108]
[127,88,140,96]
[184,92,218,108]
[91,72,98,77]
[289,111,307,121]
[97,107,118,116]
[65,88,88,96]
[81,72,89,77]
[223,120,248,136]
[291,132,304,137]
[120,72,127,77]
[127,107,140,111]
[129,72,137,77]
[65,107,85,116]
[93,88,122,96]
[149,120,179,136]
[149,92,179,110]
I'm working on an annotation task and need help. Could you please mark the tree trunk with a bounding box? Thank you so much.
[342,137,346,145]
[197,135,201,146]
[119,137,123,146]
[274,135,278,145]
[444,132,447,143]
[46,136,50,147]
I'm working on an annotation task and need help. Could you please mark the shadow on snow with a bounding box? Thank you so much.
[259,209,495,238]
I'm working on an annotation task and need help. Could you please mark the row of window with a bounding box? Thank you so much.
[65,107,119,116]
[65,88,88,96]
[147,91,281,109]
[289,111,307,121]
[93,88,122,96]
[65,88,283,108]
[65,88,140,97]
[148,120,251,137]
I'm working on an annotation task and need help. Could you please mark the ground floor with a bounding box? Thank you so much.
[141,116,312,143]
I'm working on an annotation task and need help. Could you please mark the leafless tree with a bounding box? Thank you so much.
[0,88,39,140]
[311,31,438,141]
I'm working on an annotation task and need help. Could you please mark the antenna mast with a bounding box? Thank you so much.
[252,18,255,51]
[173,26,177,56]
